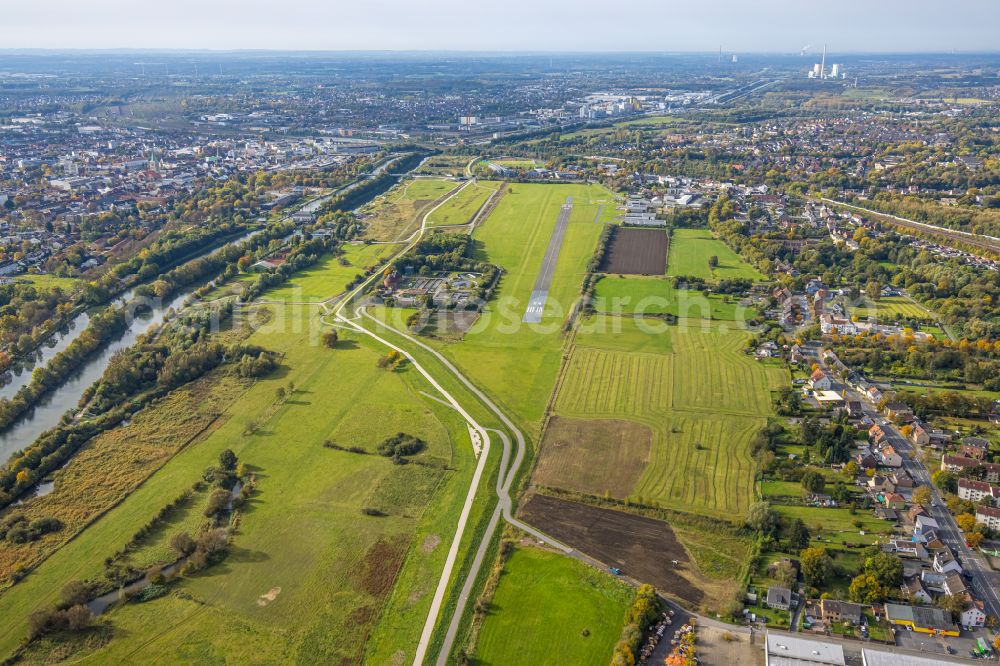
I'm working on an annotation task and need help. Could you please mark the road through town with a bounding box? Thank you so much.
[834,375,1000,620]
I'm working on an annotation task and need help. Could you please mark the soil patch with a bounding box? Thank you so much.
[600,227,668,275]
[518,493,703,605]
[533,416,651,498]
[256,586,282,606]
[358,537,408,597]
[421,534,441,554]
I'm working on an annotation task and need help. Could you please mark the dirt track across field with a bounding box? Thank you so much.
[600,227,668,275]
[518,493,704,605]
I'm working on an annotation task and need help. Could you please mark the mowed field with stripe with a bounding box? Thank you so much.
[545,320,788,518]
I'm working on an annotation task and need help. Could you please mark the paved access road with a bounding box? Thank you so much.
[523,196,572,323]
[831,371,1000,620]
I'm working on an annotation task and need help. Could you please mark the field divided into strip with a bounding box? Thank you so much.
[543,319,788,518]
[556,348,673,417]
[637,412,762,516]
[850,295,933,320]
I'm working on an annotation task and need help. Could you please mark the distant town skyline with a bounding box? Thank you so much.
[2,0,999,53]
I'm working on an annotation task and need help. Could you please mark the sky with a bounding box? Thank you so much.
[2,0,998,53]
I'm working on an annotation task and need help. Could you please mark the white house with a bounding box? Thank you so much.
[958,478,1000,504]
[809,368,833,391]
[976,505,1000,531]
[962,603,986,628]
[932,549,963,575]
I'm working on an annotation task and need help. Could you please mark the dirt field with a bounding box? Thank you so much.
[422,311,480,339]
[696,625,761,666]
[518,493,703,605]
[532,416,651,498]
[599,227,668,275]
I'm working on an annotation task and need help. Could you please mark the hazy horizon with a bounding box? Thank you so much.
[2,0,998,53]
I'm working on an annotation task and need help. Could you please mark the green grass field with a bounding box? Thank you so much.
[850,296,933,321]
[413,155,472,177]
[544,319,788,518]
[666,228,765,282]
[0,302,484,663]
[593,276,757,321]
[360,177,457,241]
[490,158,540,169]
[422,182,616,434]
[260,243,400,302]
[472,547,631,666]
[17,274,81,292]
[426,181,501,227]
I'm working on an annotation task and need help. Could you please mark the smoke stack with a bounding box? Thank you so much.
[821,44,827,79]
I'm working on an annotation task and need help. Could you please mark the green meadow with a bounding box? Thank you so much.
[667,228,765,282]
[261,242,401,302]
[593,275,757,321]
[0,303,484,664]
[472,547,631,666]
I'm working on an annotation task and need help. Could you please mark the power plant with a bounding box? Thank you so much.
[807,44,845,79]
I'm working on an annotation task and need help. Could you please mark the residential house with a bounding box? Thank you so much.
[890,540,927,560]
[882,493,906,510]
[920,529,947,551]
[976,505,1000,531]
[874,507,897,522]
[884,402,913,422]
[868,425,887,445]
[820,599,862,625]
[856,451,878,471]
[960,444,988,461]
[962,601,987,628]
[766,586,796,611]
[910,423,930,447]
[868,475,895,494]
[902,577,933,604]
[810,368,833,391]
[889,472,914,492]
[942,573,967,597]
[913,515,940,543]
[941,454,978,474]
[919,571,946,593]
[932,549,962,575]
[963,436,990,452]
[958,478,1000,504]
[879,445,903,468]
[984,462,1000,484]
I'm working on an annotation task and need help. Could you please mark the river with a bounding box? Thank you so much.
[0,152,422,467]
[0,228,260,465]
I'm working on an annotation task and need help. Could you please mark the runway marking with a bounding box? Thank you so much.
[523,196,572,323]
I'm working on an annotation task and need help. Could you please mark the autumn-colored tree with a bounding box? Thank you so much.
[956,513,977,533]
[912,485,932,506]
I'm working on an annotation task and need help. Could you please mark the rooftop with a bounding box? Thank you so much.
[765,633,845,665]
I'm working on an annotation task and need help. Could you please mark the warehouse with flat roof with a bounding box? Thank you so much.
[765,633,845,666]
